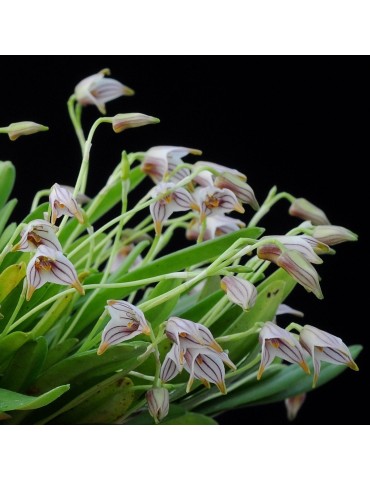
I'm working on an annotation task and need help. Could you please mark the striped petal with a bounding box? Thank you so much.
[221,276,257,311]
[214,173,259,210]
[289,197,330,225]
[184,349,227,394]
[26,245,84,300]
[49,183,84,224]
[262,235,323,264]
[257,322,309,380]
[299,324,359,387]
[160,344,183,382]
[13,220,62,252]
[277,250,323,299]
[312,225,358,246]
[98,300,150,354]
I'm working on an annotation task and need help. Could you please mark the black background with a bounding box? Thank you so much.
[0,56,367,425]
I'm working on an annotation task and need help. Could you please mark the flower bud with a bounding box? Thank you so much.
[6,121,48,141]
[289,198,330,225]
[146,388,170,424]
[112,113,160,133]
[312,225,358,246]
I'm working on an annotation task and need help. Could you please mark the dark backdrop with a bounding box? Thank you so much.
[0,56,367,425]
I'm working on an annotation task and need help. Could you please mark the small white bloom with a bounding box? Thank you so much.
[257,322,310,380]
[97,300,150,355]
[26,245,84,300]
[299,324,359,387]
[221,276,257,311]
[13,220,62,252]
[75,68,134,114]
[49,183,84,225]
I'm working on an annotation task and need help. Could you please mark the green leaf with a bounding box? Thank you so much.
[0,384,70,411]
[0,161,16,209]
[0,199,17,237]
[31,342,148,394]
[0,337,48,392]
[46,375,135,424]
[163,412,218,425]
[41,338,79,372]
[0,332,31,368]
[0,222,17,251]
[31,292,75,337]
[0,262,26,303]
[69,227,264,337]
[199,345,362,415]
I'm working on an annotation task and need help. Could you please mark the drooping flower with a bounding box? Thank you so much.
[146,388,170,424]
[160,344,184,383]
[165,316,223,353]
[161,317,236,392]
[214,172,259,211]
[74,68,134,114]
[261,235,323,264]
[12,220,62,252]
[195,160,246,181]
[257,321,310,380]
[26,245,84,300]
[192,186,244,221]
[220,276,257,311]
[5,121,49,141]
[311,225,358,246]
[285,393,306,421]
[289,197,330,225]
[183,348,227,394]
[257,244,323,299]
[150,182,194,235]
[299,324,359,387]
[111,113,160,133]
[49,183,84,225]
[97,300,151,355]
[185,214,245,241]
[142,145,202,184]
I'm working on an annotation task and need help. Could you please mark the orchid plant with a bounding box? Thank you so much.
[0,69,360,425]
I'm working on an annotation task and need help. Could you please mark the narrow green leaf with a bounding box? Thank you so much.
[0,199,17,237]
[199,345,362,415]
[0,332,31,368]
[0,161,16,209]
[0,384,70,411]
[163,412,218,425]
[0,222,17,251]
[0,262,26,303]
[41,338,79,372]
[48,375,135,424]
[0,337,48,392]
[31,342,148,394]
[31,292,75,337]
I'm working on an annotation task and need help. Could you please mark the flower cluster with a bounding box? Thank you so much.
[258,322,358,387]
[0,68,360,425]
[141,147,258,240]
[161,317,236,394]
[12,184,85,300]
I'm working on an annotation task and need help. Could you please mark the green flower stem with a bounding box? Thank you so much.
[216,325,259,344]
[6,272,201,335]
[129,371,156,382]
[286,322,303,333]
[248,187,296,228]
[30,189,50,212]
[0,223,26,267]
[226,354,261,379]
[67,94,85,152]
[140,234,161,266]
[0,280,27,338]
[197,218,207,243]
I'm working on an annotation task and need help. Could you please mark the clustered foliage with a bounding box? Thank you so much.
[0,69,360,424]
